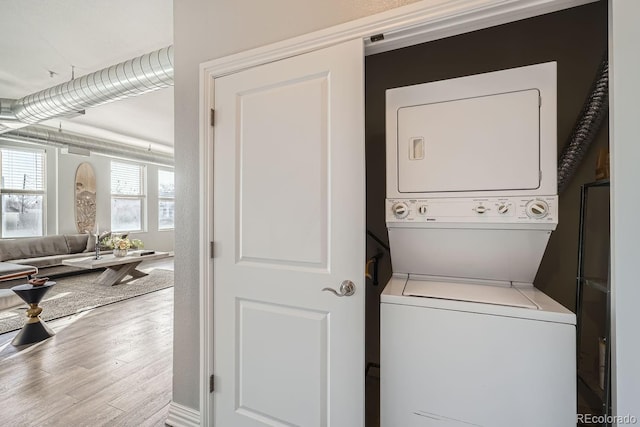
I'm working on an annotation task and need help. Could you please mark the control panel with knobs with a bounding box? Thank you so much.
[526,199,550,219]
[392,202,409,219]
[386,196,557,225]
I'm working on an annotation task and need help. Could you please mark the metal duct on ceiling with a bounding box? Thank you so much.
[1,98,26,133]
[0,98,15,121]
[8,46,174,124]
[0,125,174,167]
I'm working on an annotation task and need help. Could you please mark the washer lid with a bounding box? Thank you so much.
[403,278,539,310]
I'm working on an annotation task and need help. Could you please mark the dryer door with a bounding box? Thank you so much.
[397,89,541,193]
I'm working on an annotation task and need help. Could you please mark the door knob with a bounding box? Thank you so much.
[322,280,356,297]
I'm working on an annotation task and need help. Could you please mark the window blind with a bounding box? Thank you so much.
[111,161,143,195]
[158,169,175,229]
[1,148,45,191]
[158,170,175,198]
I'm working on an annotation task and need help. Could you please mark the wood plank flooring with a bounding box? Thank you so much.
[0,261,173,427]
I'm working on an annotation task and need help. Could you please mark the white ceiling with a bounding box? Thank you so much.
[0,0,174,153]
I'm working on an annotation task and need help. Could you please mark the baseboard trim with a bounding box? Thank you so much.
[166,401,200,427]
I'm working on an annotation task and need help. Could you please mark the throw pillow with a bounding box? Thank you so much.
[84,231,96,253]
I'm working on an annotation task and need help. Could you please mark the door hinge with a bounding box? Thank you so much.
[209,374,215,393]
[210,108,215,126]
[210,241,215,259]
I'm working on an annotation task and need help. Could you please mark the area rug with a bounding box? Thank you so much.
[0,268,173,335]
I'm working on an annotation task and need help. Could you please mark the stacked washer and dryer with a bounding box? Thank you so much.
[380,63,576,427]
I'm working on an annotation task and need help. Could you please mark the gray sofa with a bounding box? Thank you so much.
[0,234,110,286]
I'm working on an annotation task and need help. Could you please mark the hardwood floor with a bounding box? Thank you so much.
[0,261,173,427]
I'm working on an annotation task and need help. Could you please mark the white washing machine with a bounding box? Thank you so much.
[381,276,576,427]
[381,63,576,427]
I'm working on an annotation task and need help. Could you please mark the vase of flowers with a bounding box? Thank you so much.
[113,237,131,257]
[113,247,129,257]
[101,234,144,257]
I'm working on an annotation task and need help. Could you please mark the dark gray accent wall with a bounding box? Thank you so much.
[364,1,608,365]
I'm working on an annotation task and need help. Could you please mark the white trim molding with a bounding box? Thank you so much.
[200,0,596,77]
[166,402,200,427]
[198,0,598,423]
[198,53,215,427]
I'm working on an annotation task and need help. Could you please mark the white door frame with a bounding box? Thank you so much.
[198,0,597,424]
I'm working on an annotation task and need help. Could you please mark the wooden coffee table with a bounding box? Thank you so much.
[62,251,170,286]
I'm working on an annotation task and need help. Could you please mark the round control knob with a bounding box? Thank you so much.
[474,205,487,214]
[526,200,549,219]
[392,202,409,219]
[497,204,510,214]
[417,205,428,215]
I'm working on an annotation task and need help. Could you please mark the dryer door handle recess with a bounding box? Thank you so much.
[322,280,356,297]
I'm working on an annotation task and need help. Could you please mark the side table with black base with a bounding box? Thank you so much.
[11,281,56,346]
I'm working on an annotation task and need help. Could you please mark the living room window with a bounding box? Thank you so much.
[111,160,145,232]
[0,147,46,238]
[158,169,175,230]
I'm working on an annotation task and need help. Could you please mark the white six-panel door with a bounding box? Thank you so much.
[212,39,365,426]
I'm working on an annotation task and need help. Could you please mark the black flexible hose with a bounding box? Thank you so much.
[557,57,609,193]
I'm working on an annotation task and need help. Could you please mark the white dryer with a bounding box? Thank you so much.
[380,63,576,427]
